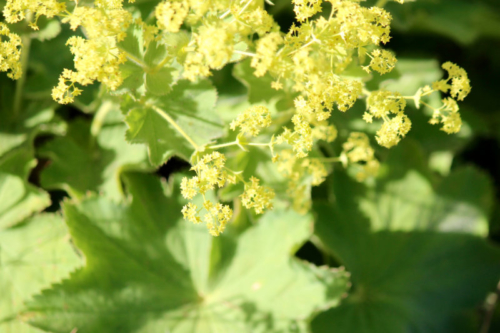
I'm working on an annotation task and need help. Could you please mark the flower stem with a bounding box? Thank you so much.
[13,15,33,116]
[150,104,200,150]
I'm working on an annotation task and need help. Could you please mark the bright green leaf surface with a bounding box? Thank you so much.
[39,102,151,200]
[0,172,50,230]
[0,144,50,229]
[360,141,492,236]
[26,173,349,333]
[0,214,81,333]
[116,25,175,96]
[124,80,223,165]
[310,142,500,333]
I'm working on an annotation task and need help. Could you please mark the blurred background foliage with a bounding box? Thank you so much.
[1,0,500,332]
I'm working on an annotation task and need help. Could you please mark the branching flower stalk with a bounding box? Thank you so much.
[0,0,471,236]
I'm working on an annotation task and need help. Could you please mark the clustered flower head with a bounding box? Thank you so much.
[230,106,272,137]
[341,132,380,181]
[240,177,275,214]
[248,0,394,158]
[181,151,275,235]
[275,149,329,213]
[52,3,132,104]
[0,0,472,235]
[0,23,22,80]
[364,90,411,148]
[429,97,462,134]
[426,62,470,133]
[181,151,235,236]
[2,0,66,30]
[363,49,397,75]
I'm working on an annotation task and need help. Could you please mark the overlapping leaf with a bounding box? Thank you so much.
[39,101,151,201]
[311,140,500,333]
[25,173,349,333]
[0,213,81,332]
[0,77,63,228]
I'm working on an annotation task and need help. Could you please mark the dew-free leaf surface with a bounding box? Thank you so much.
[26,173,349,333]
[311,142,500,333]
[39,102,151,201]
[0,214,81,333]
[124,80,223,165]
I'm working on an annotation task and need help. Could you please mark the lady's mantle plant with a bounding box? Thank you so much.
[1,1,498,333]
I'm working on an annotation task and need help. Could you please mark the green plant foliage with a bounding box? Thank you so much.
[26,173,349,333]
[39,101,151,200]
[310,141,500,333]
[389,0,500,45]
[1,0,500,331]
[0,213,82,332]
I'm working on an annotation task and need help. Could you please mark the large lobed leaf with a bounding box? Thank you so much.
[311,140,500,333]
[25,173,349,333]
[0,213,82,332]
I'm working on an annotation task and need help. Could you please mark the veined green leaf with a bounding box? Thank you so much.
[25,173,349,333]
[311,141,500,333]
[0,213,81,332]
[124,80,223,165]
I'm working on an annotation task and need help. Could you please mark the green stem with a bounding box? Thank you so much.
[317,157,341,163]
[420,100,439,111]
[376,0,389,7]
[208,141,239,149]
[149,104,200,150]
[118,47,148,70]
[13,18,33,116]
[90,100,114,147]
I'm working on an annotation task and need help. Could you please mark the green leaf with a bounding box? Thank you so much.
[145,67,174,96]
[116,25,175,96]
[0,172,50,230]
[360,140,492,236]
[39,101,151,201]
[0,83,65,159]
[0,213,81,332]
[389,0,500,45]
[233,59,293,110]
[124,80,223,165]
[0,142,50,229]
[26,173,349,333]
[310,142,500,333]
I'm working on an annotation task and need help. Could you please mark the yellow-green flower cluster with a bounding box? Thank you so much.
[3,0,66,30]
[429,97,462,134]
[0,23,22,80]
[275,149,329,213]
[363,49,397,75]
[181,151,235,236]
[180,150,276,235]
[53,1,132,104]
[241,176,275,214]
[364,90,411,148]
[341,132,380,181]
[230,106,272,137]
[433,62,471,101]
[156,0,189,33]
[154,0,277,81]
[247,0,394,158]
[425,62,470,133]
